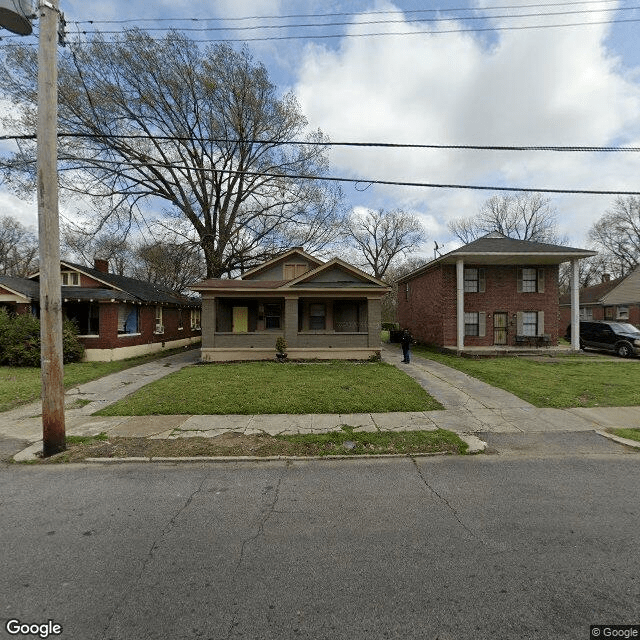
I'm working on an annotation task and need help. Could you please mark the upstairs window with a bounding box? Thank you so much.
[521,268,537,293]
[463,268,485,293]
[283,263,309,280]
[61,271,80,286]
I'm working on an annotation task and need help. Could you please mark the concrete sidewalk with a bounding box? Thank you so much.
[3,345,640,461]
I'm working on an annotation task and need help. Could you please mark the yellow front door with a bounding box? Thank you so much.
[232,307,248,333]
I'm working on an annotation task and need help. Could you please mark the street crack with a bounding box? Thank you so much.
[100,470,209,640]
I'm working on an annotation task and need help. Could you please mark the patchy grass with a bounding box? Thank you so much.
[0,346,198,413]
[609,428,640,443]
[95,361,442,416]
[35,427,467,462]
[411,344,640,408]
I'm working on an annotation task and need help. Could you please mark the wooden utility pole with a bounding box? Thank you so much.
[37,0,65,456]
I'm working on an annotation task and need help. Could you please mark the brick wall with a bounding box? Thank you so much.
[398,263,560,347]
[77,302,201,351]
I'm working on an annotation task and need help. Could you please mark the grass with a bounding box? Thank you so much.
[609,428,640,443]
[0,347,197,413]
[411,344,640,408]
[94,360,443,416]
[35,426,467,462]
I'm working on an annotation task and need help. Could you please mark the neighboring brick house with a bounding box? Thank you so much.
[190,248,390,361]
[0,259,201,361]
[559,267,640,330]
[396,232,595,352]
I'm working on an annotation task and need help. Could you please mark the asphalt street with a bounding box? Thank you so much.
[1,451,638,640]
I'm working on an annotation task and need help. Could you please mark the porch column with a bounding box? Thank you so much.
[201,296,215,348]
[367,297,381,348]
[456,259,464,350]
[570,258,580,351]
[284,296,298,348]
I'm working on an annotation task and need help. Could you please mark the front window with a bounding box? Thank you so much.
[464,312,479,336]
[264,303,282,329]
[464,268,479,293]
[191,308,201,330]
[521,268,537,293]
[309,303,326,330]
[155,306,164,333]
[118,304,139,334]
[579,307,593,320]
[604,306,615,320]
[617,305,629,320]
[522,311,537,336]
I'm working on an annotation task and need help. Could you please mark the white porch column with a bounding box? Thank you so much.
[456,259,464,350]
[570,258,580,350]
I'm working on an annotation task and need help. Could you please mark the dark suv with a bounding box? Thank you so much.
[565,321,640,357]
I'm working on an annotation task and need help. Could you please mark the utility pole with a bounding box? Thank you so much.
[0,1,64,455]
[37,0,65,456]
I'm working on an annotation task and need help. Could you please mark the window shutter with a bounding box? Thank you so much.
[516,312,523,335]
[537,268,545,293]
[537,311,545,335]
[478,268,486,293]
[517,268,523,293]
[478,312,486,337]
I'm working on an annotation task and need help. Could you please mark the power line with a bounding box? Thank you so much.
[66,5,640,35]
[69,0,622,23]
[2,132,640,152]
[52,157,640,196]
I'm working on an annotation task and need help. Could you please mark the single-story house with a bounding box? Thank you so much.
[396,232,596,352]
[0,258,201,361]
[559,267,640,329]
[189,248,390,361]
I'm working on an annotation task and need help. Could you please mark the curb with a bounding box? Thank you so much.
[595,430,640,449]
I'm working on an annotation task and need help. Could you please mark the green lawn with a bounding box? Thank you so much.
[0,348,196,413]
[412,345,640,408]
[609,428,640,443]
[95,361,443,416]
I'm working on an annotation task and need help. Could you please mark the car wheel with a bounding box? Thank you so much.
[616,342,632,358]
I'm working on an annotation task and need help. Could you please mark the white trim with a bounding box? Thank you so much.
[83,336,201,361]
[200,346,379,362]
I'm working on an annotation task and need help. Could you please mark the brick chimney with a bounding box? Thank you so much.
[94,258,109,273]
[601,273,611,283]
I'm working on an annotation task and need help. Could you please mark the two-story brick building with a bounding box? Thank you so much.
[397,232,595,352]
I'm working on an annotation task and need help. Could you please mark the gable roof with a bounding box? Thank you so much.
[190,255,389,294]
[559,267,640,306]
[240,248,324,280]
[0,275,40,300]
[24,261,199,306]
[284,258,388,289]
[398,232,597,283]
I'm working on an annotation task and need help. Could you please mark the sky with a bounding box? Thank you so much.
[1,0,640,260]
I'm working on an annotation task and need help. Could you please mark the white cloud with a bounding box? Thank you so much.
[294,1,640,248]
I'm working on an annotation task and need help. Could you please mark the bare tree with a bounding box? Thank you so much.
[448,193,565,244]
[0,30,344,278]
[558,254,610,294]
[588,196,640,278]
[380,256,430,323]
[131,239,205,294]
[344,208,427,280]
[0,215,38,276]
[61,224,133,276]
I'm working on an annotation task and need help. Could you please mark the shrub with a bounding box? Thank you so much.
[0,309,85,366]
[275,337,287,354]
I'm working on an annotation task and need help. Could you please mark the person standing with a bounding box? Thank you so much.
[400,329,413,363]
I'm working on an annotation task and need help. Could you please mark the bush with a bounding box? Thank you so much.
[0,308,85,366]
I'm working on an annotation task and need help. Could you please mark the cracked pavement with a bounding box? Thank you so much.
[2,456,638,639]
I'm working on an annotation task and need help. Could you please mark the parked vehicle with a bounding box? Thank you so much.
[565,321,640,358]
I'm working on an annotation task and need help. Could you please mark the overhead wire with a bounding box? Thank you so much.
[1,133,640,153]
[48,156,640,196]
